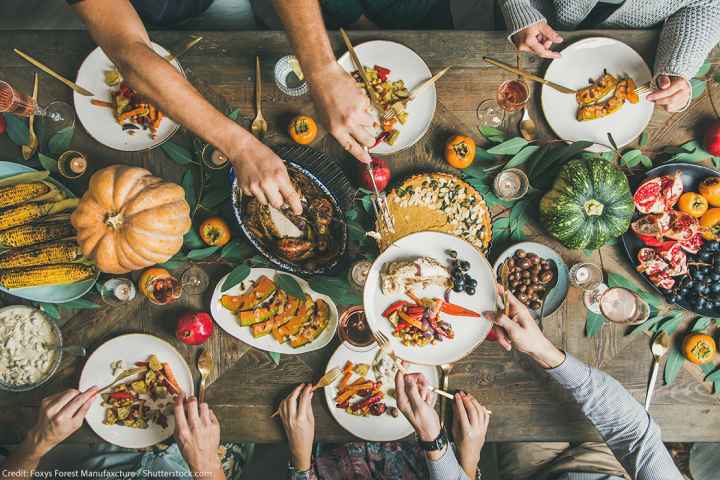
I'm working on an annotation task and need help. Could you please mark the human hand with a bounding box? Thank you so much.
[307,62,375,164]
[26,387,100,456]
[395,370,440,442]
[229,134,303,215]
[484,285,565,368]
[646,74,691,113]
[174,395,223,476]
[511,21,563,59]
[278,383,315,472]
[451,391,490,479]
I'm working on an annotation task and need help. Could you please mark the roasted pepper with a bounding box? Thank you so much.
[382,300,408,318]
[440,302,481,317]
[374,65,391,82]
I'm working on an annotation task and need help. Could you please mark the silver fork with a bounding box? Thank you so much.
[372,330,454,399]
[634,81,653,96]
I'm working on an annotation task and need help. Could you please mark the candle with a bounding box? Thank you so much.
[211,149,228,166]
[69,155,87,174]
[493,168,528,200]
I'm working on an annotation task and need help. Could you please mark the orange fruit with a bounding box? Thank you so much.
[682,333,716,364]
[699,176,720,207]
[199,217,231,247]
[678,192,708,218]
[445,135,476,169]
[288,115,318,145]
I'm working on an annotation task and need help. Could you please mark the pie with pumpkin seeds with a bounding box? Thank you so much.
[376,173,492,253]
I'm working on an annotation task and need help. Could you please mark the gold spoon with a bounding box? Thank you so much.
[645,332,671,411]
[250,56,268,140]
[518,108,537,142]
[21,73,39,160]
[197,348,214,403]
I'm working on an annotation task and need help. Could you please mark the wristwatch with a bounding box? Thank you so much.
[418,428,448,452]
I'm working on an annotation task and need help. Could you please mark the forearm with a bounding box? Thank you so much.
[498,0,547,38]
[425,445,471,480]
[546,354,680,480]
[1,433,48,478]
[272,0,336,83]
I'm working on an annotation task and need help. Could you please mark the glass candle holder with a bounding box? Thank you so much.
[493,168,529,201]
[57,150,88,179]
[274,55,309,97]
[201,143,229,170]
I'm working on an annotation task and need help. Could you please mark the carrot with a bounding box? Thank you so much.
[116,106,147,123]
[342,361,353,373]
[338,371,352,391]
[152,110,163,130]
[91,99,113,108]
[162,362,183,396]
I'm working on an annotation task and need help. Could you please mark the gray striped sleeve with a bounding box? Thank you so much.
[426,445,471,480]
[547,354,683,480]
[498,0,547,39]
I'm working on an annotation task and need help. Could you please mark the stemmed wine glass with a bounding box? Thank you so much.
[0,80,74,130]
[476,79,530,130]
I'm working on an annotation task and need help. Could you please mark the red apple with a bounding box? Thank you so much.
[359,156,391,192]
[705,120,720,157]
[0,115,6,135]
[176,312,213,345]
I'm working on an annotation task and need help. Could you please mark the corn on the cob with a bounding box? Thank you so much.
[0,263,95,289]
[0,240,82,269]
[0,182,51,209]
[0,221,76,248]
[0,199,78,231]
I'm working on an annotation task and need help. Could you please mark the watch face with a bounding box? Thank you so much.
[420,429,448,451]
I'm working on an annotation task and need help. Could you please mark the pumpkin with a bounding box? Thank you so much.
[682,333,716,364]
[288,115,318,145]
[445,135,476,169]
[71,165,191,273]
[539,158,634,250]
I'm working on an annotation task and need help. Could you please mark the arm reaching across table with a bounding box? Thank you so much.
[485,286,682,480]
[69,0,302,214]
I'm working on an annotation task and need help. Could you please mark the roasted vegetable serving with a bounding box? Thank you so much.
[575,71,639,122]
[0,263,96,289]
[333,360,390,417]
[101,354,182,430]
[0,239,82,269]
[352,64,409,146]
[220,274,330,348]
[110,82,164,139]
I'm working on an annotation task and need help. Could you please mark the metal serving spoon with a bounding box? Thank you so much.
[645,332,671,411]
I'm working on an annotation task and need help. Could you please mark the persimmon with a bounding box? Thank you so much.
[199,217,231,247]
[678,192,708,218]
[700,208,720,240]
[139,267,181,305]
[682,333,716,364]
[288,115,318,145]
[445,135,476,169]
[699,176,720,207]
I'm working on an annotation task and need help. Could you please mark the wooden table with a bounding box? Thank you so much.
[1,30,719,444]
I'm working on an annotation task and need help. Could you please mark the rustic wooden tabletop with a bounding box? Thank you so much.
[0,30,719,444]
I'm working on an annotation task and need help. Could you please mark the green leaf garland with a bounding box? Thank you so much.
[48,127,73,155]
[186,246,220,260]
[3,113,29,146]
[275,273,305,300]
[585,311,605,336]
[222,264,251,291]
[663,346,685,385]
[161,141,194,165]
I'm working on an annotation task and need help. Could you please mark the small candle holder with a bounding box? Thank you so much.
[493,168,529,201]
[57,150,88,179]
[100,278,137,306]
[201,143,229,170]
[347,260,372,291]
[274,55,309,97]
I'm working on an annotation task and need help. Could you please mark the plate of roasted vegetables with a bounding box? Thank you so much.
[541,37,654,152]
[79,333,194,448]
[324,342,439,441]
[74,42,181,151]
[210,268,338,354]
[0,162,98,303]
[363,231,495,366]
[337,40,436,154]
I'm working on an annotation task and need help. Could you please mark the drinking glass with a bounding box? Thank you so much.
[569,262,609,314]
[599,287,650,325]
[476,79,530,130]
[0,80,74,130]
[181,265,210,295]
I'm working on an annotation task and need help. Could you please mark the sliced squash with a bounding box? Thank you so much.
[271,295,302,341]
[221,275,276,313]
[238,307,273,326]
[274,295,314,343]
[250,319,274,338]
[290,298,330,348]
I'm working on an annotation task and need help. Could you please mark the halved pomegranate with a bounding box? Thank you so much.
[679,231,704,254]
[633,173,683,214]
[665,210,699,241]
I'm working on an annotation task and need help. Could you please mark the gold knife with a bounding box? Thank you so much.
[164,35,203,64]
[14,48,95,97]
[339,28,386,116]
[270,368,343,418]
[483,56,576,95]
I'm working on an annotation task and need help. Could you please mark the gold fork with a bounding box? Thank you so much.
[270,367,343,418]
[250,56,268,140]
[634,81,653,96]
[373,330,454,400]
[383,66,451,121]
[197,348,214,403]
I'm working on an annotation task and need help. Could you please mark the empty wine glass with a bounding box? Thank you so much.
[181,264,210,295]
[0,80,74,130]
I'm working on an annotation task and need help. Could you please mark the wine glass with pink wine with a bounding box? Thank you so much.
[0,80,74,130]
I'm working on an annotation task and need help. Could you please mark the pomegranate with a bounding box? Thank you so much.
[633,173,683,214]
[359,156,391,192]
[176,311,214,345]
[704,120,720,157]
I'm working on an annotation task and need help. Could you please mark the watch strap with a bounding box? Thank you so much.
[419,428,448,451]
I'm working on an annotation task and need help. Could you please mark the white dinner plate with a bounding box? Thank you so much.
[324,342,439,441]
[79,334,194,449]
[541,37,654,152]
[337,40,436,155]
[363,231,494,365]
[210,268,338,355]
[74,43,182,151]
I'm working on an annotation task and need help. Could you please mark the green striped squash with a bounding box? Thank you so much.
[539,158,633,250]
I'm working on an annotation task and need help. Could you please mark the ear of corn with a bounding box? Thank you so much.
[0,171,49,188]
[0,220,76,249]
[0,240,82,269]
[0,182,51,209]
[0,263,95,289]
[0,198,78,231]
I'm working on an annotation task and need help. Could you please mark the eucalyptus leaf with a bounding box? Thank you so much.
[526,144,551,179]
[201,188,231,210]
[61,298,100,310]
[691,317,713,332]
[475,147,497,162]
[308,275,362,304]
[275,274,305,299]
[221,239,255,261]
[161,141,194,165]
[37,302,60,320]
[696,60,712,78]
[183,229,205,249]
[186,245,220,260]
[38,153,59,173]
[607,272,662,307]
[638,155,652,169]
[182,169,196,209]
[479,126,505,143]
[656,314,684,335]
[585,311,605,336]
[222,264,251,291]
[704,368,720,383]
[158,252,187,270]
[621,149,642,167]
[690,78,706,99]
[3,113,29,146]
[639,130,649,146]
[487,137,528,156]
[227,108,241,121]
[48,127,74,155]
[503,145,539,170]
[630,314,668,335]
[268,351,281,365]
[346,208,359,221]
[663,347,685,385]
